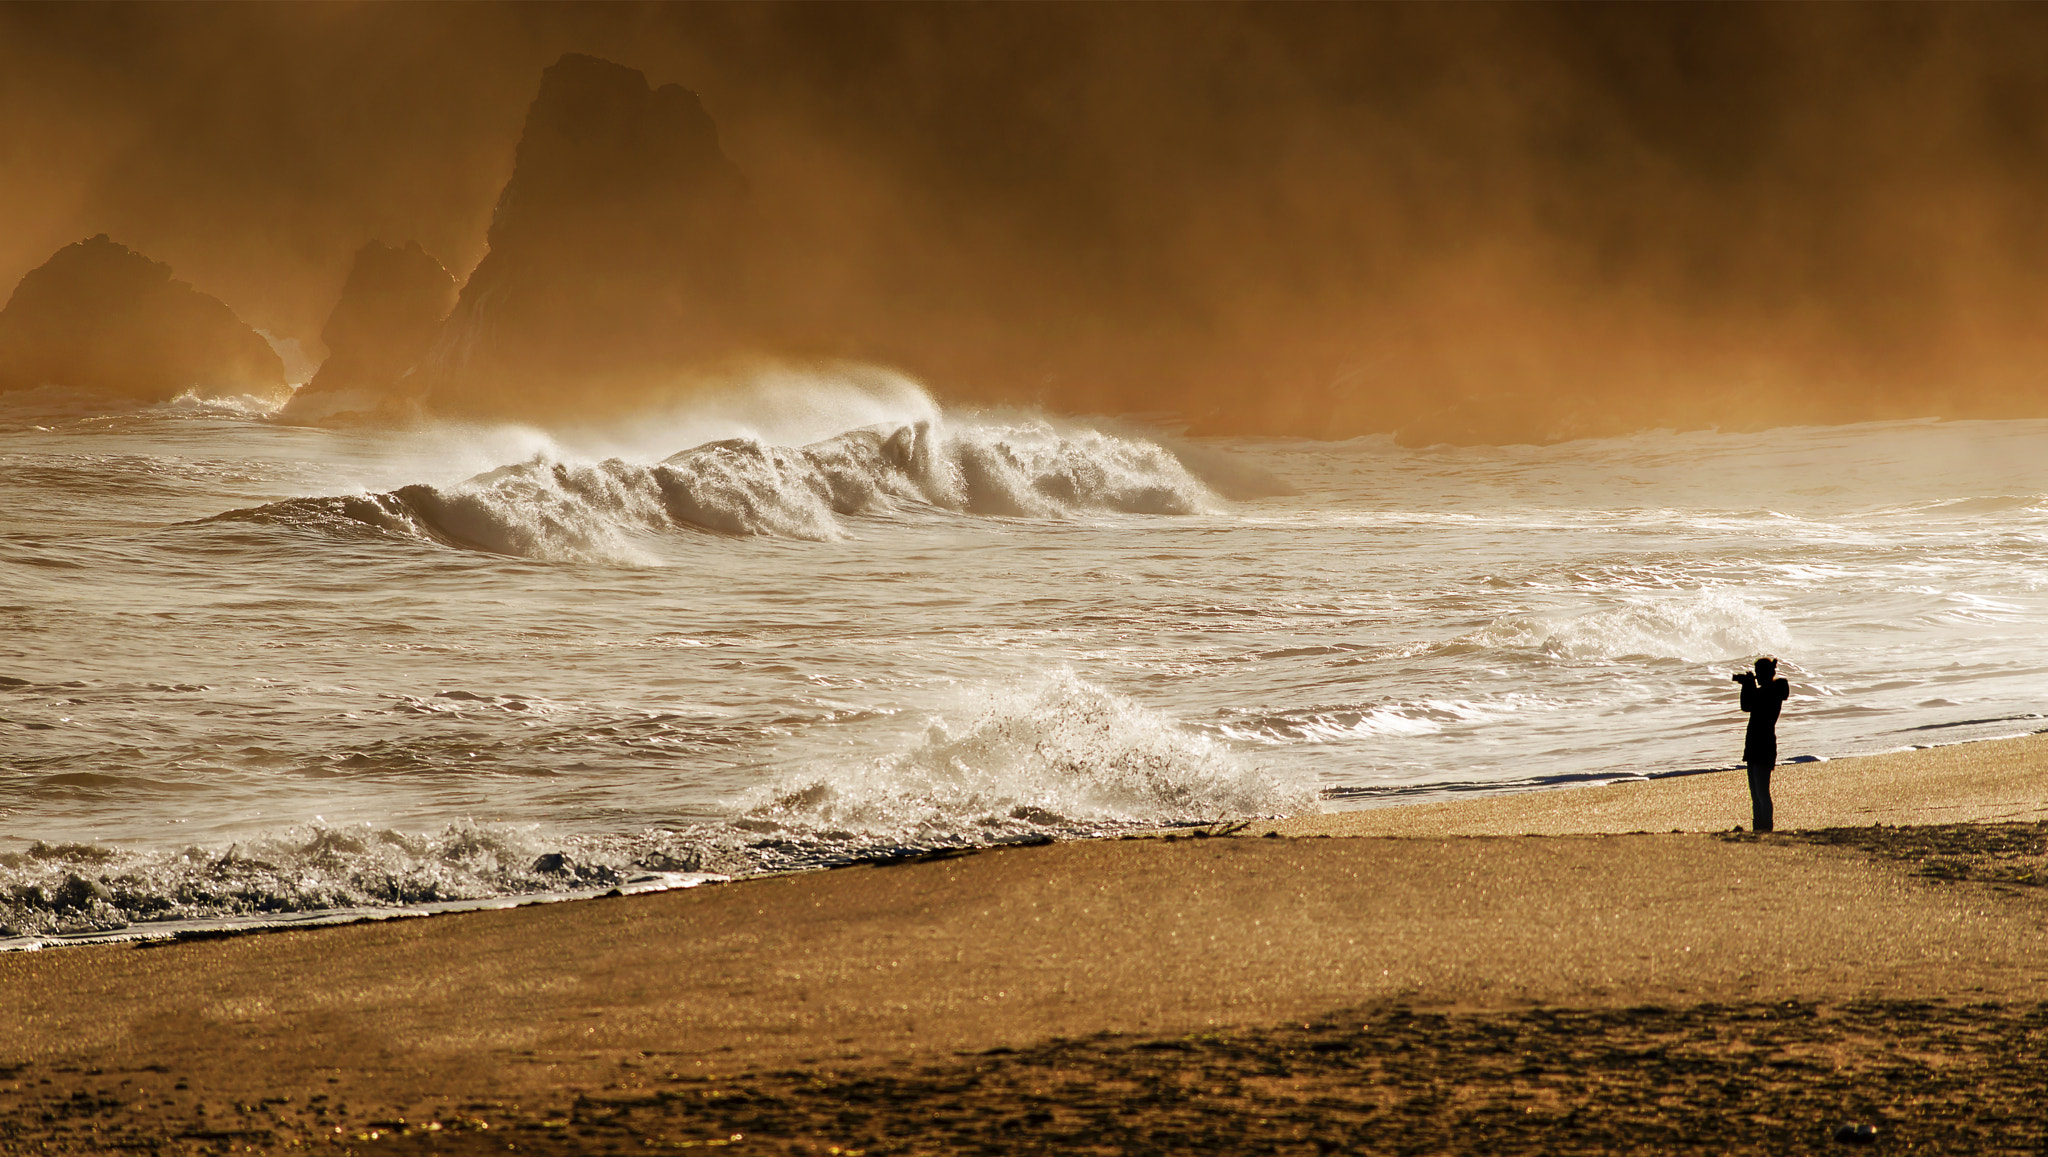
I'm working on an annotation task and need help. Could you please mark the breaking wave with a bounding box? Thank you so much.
[207,414,1217,562]
[0,821,736,942]
[743,672,1313,839]
[0,382,286,431]
[1453,589,1793,664]
[1216,694,1551,744]
[0,673,1309,945]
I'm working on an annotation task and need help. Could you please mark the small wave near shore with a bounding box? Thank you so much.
[1,673,1305,946]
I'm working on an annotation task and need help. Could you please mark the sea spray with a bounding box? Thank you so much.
[207,412,1219,563]
[745,672,1314,837]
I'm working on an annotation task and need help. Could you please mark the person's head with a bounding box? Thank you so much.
[1754,656,1777,679]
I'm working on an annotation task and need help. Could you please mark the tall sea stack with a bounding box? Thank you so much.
[282,240,456,422]
[421,53,751,420]
[0,235,285,402]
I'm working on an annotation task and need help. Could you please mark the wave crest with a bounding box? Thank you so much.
[209,415,1217,562]
[1458,590,1793,663]
[745,672,1312,837]
[0,823,732,941]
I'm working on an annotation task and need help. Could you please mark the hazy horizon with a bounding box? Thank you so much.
[6,2,2048,442]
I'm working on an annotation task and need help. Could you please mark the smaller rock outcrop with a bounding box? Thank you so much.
[0,235,286,402]
[282,240,455,422]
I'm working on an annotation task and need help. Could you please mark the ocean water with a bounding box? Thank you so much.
[4,368,2047,944]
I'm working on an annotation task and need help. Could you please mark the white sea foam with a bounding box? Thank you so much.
[1461,589,1793,663]
[745,672,1313,836]
[213,408,1218,562]
[1217,695,1547,744]
[0,821,739,942]
[0,675,1306,943]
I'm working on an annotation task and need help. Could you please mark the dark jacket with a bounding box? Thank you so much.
[1741,677,1789,766]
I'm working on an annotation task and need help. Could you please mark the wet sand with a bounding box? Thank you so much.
[3,735,2046,1154]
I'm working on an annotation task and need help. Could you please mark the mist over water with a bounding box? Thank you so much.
[207,370,1215,563]
[6,369,2048,943]
[12,6,2048,441]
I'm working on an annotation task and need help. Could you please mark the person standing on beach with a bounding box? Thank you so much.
[1732,656,1789,832]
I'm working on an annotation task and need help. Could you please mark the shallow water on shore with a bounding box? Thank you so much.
[5,372,2047,941]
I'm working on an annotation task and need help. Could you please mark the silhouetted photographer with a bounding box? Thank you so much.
[1732,657,1789,831]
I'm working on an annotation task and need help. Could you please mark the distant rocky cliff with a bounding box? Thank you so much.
[419,52,753,419]
[0,235,285,402]
[282,240,455,421]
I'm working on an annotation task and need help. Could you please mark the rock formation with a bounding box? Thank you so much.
[420,53,752,420]
[0,235,286,402]
[281,240,455,422]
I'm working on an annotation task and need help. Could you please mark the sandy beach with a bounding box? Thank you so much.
[4,735,2046,1154]
[1261,732,2048,838]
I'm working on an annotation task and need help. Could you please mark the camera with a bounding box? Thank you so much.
[1732,671,1756,685]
